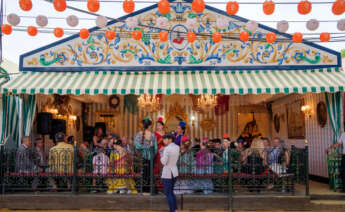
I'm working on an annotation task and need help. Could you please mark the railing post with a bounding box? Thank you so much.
[304,140,309,196]
[72,142,78,195]
[150,145,155,195]
[228,147,233,212]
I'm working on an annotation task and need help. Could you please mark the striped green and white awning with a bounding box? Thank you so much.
[2,68,345,95]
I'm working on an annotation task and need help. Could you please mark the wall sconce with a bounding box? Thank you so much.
[301,105,312,118]
[191,116,196,127]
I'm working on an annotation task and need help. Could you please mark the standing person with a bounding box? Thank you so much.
[135,117,158,194]
[34,137,47,172]
[195,140,214,194]
[154,117,166,192]
[326,132,345,192]
[161,133,180,212]
[174,121,186,146]
[93,127,105,151]
[91,141,109,193]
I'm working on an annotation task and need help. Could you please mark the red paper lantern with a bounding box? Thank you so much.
[87,0,100,13]
[27,26,38,36]
[298,0,312,15]
[187,32,196,43]
[105,30,116,40]
[226,1,239,15]
[1,24,12,35]
[19,0,32,11]
[240,31,249,42]
[158,0,170,15]
[54,27,64,38]
[123,0,135,14]
[192,0,205,13]
[292,32,303,43]
[212,32,222,43]
[132,30,142,40]
[332,0,345,15]
[266,32,276,43]
[320,32,330,42]
[53,0,66,12]
[80,28,90,39]
[159,31,169,42]
[263,0,275,15]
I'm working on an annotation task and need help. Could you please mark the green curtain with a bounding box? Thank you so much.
[22,95,36,136]
[124,94,139,114]
[325,92,344,144]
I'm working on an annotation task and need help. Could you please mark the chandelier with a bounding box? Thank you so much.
[197,94,218,113]
[137,94,162,113]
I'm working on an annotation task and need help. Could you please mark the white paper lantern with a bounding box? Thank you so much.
[36,15,48,27]
[337,19,345,31]
[186,18,198,30]
[96,16,108,28]
[66,15,79,27]
[155,17,168,29]
[125,17,138,29]
[277,20,289,33]
[216,17,228,30]
[246,20,258,33]
[306,19,319,31]
[7,13,20,26]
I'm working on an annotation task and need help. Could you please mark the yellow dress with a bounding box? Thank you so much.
[106,149,137,194]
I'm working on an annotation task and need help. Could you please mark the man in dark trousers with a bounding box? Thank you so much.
[161,133,180,212]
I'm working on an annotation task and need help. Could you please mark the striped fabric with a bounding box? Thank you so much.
[22,95,36,137]
[2,68,345,95]
[325,92,344,144]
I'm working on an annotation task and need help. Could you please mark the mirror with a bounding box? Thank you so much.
[164,103,188,133]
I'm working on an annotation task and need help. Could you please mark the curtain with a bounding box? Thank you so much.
[325,92,344,144]
[22,95,36,136]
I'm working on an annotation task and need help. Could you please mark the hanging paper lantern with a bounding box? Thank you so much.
[1,24,12,35]
[192,0,205,13]
[123,0,135,14]
[7,13,20,26]
[306,19,319,31]
[132,30,142,40]
[298,0,312,15]
[186,18,198,30]
[159,31,169,42]
[96,16,108,28]
[87,0,100,13]
[263,0,275,15]
[337,19,345,31]
[66,15,79,27]
[332,0,345,15]
[212,32,222,43]
[292,32,303,43]
[277,20,289,33]
[158,0,170,15]
[54,27,64,38]
[226,1,239,15]
[105,30,116,40]
[155,17,169,29]
[36,15,48,27]
[19,0,32,11]
[80,28,90,39]
[53,0,66,12]
[126,17,139,28]
[246,20,258,33]
[216,18,228,30]
[187,32,196,43]
[240,31,249,42]
[27,26,38,36]
[266,32,276,43]
[320,32,330,42]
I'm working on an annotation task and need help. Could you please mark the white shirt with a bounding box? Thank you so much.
[160,142,180,179]
[338,132,345,154]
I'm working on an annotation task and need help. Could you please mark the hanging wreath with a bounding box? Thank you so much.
[109,95,120,109]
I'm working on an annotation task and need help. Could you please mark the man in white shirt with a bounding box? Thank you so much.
[161,133,180,212]
[326,132,345,192]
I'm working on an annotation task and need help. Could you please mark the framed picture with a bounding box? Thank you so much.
[286,100,305,139]
[317,101,327,128]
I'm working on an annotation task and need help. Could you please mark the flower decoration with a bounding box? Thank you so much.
[306,19,319,31]
[216,17,228,30]
[155,17,169,29]
[277,20,289,33]
[186,18,198,30]
[7,13,20,26]
[36,15,48,27]
[66,15,79,27]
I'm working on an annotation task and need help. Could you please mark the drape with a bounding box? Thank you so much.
[325,92,344,144]
[22,95,36,137]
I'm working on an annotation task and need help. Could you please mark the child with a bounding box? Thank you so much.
[91,141,109,193]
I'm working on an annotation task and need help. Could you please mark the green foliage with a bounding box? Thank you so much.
[341,49,345,58]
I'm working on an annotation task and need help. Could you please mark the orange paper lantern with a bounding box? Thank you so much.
[292,32,303,43]
[123,0,135,14]
[54,27,64,38]
[263,0,275,15]
[27,26,38,36]
[19,0,32,11]
[192,0,205,13]
[132,30,142,40]
[80,28,90,39]
[320,32,330,42]
[105,30,116,40]
[266,32,276,43]
[298,0,312,15]
[87,0,100,13]
[53,0,66,12]
[240,31,249,42]
[159,31,169,42]
[212,32,222,43]
[1,24,12,35]
[158,0,170,15]
[332,0,345,15]
[187,32,196,43]
[226,1,239,15]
